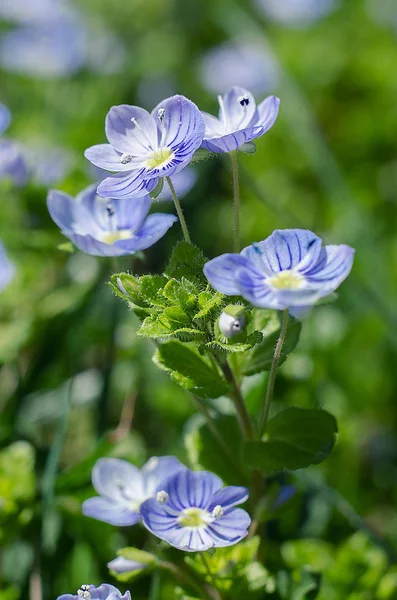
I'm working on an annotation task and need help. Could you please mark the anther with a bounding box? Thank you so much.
[238,95,250,107]
[158,108,165,121]
[106,202,115,217]
[156,490,169,504]
[77,585,91,599]
[212,505,224,519]
[120,153,133,164]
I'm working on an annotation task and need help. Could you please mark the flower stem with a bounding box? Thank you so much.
[230,150,241,252]
[221,361,255,441]
[159,561,215,600]
[166,176,191,243]
[258,309,289,438]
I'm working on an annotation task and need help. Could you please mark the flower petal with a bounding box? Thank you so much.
[220,86,256,130]
[306,244,355,290]
[67,233,131,257]
[82,497,141,526]
[47,190,76,232]
[97,171,157,199]
[91,457,144,502]
[152,94,205,158]
[108,557,146,574]
[207,486,249,512]
[105,105,158,155]
[201,111,224,138]
[110,196,151,231]
[163,470,223,511]
[234,266,283,309]
[84,143,142,172]
[201,129,259,153]
[242,229,322,274]
[140,456,186,496]
[207,508,251,547]
[114,213,177,252]
[254,95,280,130]
[204,253,255,295]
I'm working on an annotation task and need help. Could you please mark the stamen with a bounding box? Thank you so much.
[158,108,165,121]
[106,202,115,217]
[156,490,169,504]
[238,95,250,107]
[120,153,133,164]
[77,586,91,599]
[211,505,224,519]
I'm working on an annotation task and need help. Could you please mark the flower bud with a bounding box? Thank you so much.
[218,305,246,338]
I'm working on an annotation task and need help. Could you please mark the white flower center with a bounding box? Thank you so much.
[77,586,91,599]
[146,147,174,170]
[268,270,305,290]
[177,507,211,528]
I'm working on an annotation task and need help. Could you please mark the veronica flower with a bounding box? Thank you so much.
[82,456,185,526]
[204,228,354,316]
[140,469,251,552]
[84,95,205,199]
[57,584,130,600]
[47,184,177,257]
[108,557,147,575]
[0,241,16,293]
[0,103,29,185]
[201,86,280,153]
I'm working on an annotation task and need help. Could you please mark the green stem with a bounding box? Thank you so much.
[221,361,254,441]
[166,176,191,243]
[159,561,213,600]
[230,150,240,252]
[258,309,289,438]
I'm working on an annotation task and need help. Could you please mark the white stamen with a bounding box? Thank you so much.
[212,505,224,519]
[106,202,115,217]
[77,586,91,599]
[158,108,165,121]
[120,153,133,164]
[156,490,169,503]
[146,456,159,470]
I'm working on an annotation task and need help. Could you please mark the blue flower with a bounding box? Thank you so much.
[47,184,177,257]
[204,229,354,316]
[201,86,280,153]
[57,584,131,600]
[84,95,205,199]
[0,103,29,185]
[140,469,251,552]
[82,456,185,526]
[0,240,16,293]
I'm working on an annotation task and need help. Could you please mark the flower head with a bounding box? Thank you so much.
[204,229,354,316]
[82,456,185,526]
[140,469,251,552]
[0,240,15,293]
[47,184,177,256]
[201,86,280,153]
[57,584,131,600]
[85,95,205,199]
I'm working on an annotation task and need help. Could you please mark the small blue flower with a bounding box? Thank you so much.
[204,229,354,316]
[82,456,185,526]
[57,583,131,600]
[140,469,251,552]
[201,86,280,153]
[84,95,205,199]
[0,240,16,293]
[0,103,29,185]
[47,184,177,257]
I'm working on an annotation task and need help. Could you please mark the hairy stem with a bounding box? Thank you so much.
[230,150,241,252]
[159,560,215,600]
[221,361,255,441]
[258,309,289,438]
[200,554,222,600]
[166,176,191,243]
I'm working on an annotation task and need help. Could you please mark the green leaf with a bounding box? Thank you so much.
[138,311,205,342]
[109,273,148,307]
[205,331,263,354]
[162,278,197,311]
[165,242,207,282]
[194,290,225,319]
[153,340,230,398]
[139,275,169,306]
[242,408,337,474]
[238,141,257,154]
[242,310,301,376]
[57,241,74,253]
[185,414,247,485]
[277,569,320,600]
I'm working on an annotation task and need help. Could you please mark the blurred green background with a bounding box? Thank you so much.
[1,0,397,598]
